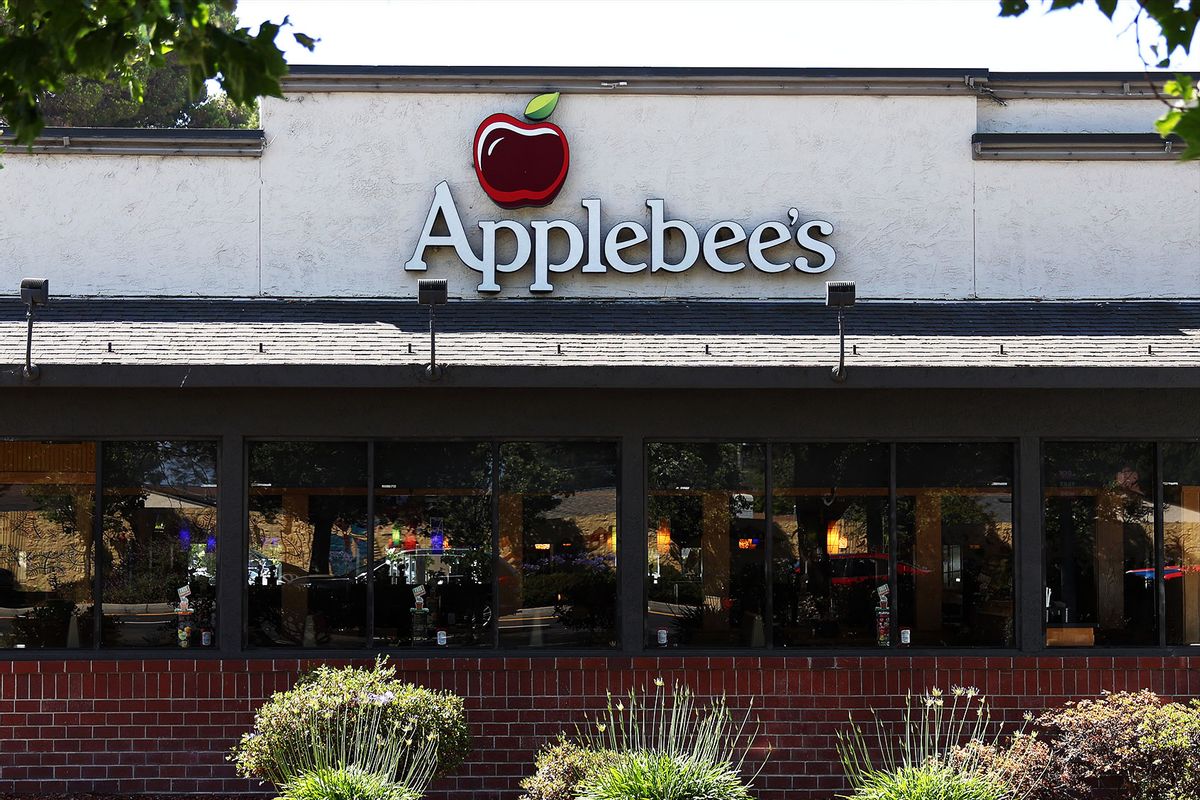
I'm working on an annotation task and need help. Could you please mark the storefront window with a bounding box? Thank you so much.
[499,442,618,648]
[1163,443,1200,646]
[0,441,95,649]
[897,443,1014,647]
[771,443,889,647]
[1044,442,1156,646]
[646,442,766,648]
[374,442,493,648]
[247,442,368,647]
[100,442,218,647]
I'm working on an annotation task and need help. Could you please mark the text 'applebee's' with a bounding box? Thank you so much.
[404,181,836,295]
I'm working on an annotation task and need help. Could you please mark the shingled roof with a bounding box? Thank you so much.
[1,299,1198,389]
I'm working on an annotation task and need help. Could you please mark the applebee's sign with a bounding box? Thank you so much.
[404,92,836,295]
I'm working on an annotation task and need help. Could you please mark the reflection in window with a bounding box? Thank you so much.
[0,442,94,649]
[101,442,218,647]
[497,442,618,648]
[247,442,367,648]
[374,442,492,648]
[1044,442,1156,647]
[897,443,1014,647]
[771,443,888,647]
[646,443,765,648]
[1163,443,1200,646]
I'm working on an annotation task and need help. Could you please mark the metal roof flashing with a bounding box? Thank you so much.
[0,127,266,157]
[277,66,1191,98]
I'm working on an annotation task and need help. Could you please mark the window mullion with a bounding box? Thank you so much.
[491,442,501,650]
[764,442,773,650]
[1156,441,1166,648]
[888,442,898,648]
[366,440,376,649]
[93,442,104,650]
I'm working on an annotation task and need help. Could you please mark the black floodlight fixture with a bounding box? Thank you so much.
[21,278,49,308]
[417,279,448,379]
[418,278,448,307]
[826,280,855,383]
[20,278,48,382]
[826,281,855,308]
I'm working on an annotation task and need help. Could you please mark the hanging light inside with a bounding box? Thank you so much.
[656,519,671,555]
[826,519,847,555]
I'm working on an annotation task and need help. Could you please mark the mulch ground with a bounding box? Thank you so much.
[0,795,266,800]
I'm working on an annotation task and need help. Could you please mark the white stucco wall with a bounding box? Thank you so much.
[976,98,1168,133]
[0,85,1196,301]
[0,155,260,296]
[975,160,1200,299]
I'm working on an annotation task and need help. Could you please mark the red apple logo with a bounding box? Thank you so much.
[473,92,570,209]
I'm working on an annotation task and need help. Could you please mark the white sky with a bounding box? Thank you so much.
[237,0,1200,71]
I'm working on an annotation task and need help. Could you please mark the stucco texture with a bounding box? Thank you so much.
[0,155,259,296]
[974,160,1200,299]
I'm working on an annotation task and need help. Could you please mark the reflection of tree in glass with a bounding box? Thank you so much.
[1044,443,1155,638]
[646,443,764,645]
[12,483,91,597]
[503,443,617,645]
[100,442,218,644]
[248,442,365,578]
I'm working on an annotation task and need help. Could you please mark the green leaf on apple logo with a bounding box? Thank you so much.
[524,92,560,121]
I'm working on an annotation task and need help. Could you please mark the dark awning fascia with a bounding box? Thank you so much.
[5,363,1200,391]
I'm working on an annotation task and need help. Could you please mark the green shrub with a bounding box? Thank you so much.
[845,762,1007,800]
[1032,690,1200,800]
[519,740,619,800]
[579,751,752,800]
[838,688,1010,780]
[265,688,440,800]
[838,687,1026,800]
[283,766,420,800]
[231,658,470,783]
[519,679,765,800]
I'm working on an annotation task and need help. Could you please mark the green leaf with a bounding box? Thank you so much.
[998,0,1029,17]
[524,91,560,121]
[1095,0,1118,18]
[1167,107,1200,160]
[1157,76,1200,161]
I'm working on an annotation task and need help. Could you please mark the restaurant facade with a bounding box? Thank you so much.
[0,66,1198,798]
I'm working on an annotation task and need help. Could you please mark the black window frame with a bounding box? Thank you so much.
[643,437,1020,652]
[0,436,223,653]
[9,432,1200,659]
[1040,439,1200,650]
[242,436,624,652]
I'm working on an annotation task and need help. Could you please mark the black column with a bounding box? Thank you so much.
[619,433,644,653]
[1016,435,1043,653]
[217,431,244,655]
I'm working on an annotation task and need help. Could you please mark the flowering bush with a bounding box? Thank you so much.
[230,658,470,784]
[564,678,766,800]
[838,687,1021,800]
[270,699,439,800]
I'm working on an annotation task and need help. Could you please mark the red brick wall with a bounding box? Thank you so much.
[0,656,1196,799]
